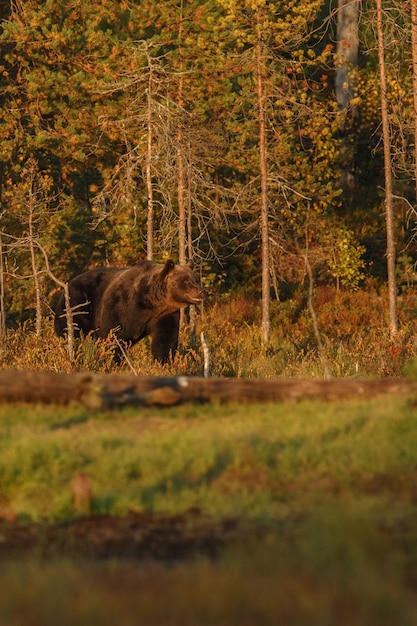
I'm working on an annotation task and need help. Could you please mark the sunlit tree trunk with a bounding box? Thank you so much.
[177,137,186,266]
[0,158,5,346]
[411,0,417,203]
[256,9,270,344]
[145,74,154,261]
[187,140,196,339]
[0,231,6,347]
[0,0,7,346]
[376,0,398,337]
[335,0,360,190]
[335,0,360,128]
[27,164,42,336]
[177,0,186,267]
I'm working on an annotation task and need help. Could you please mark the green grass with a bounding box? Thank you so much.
[1,396,417,624]
[1,396,417,522]
[3,282,417,624]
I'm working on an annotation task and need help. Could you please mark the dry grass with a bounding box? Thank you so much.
[2,284,417,379]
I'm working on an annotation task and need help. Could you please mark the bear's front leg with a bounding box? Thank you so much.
[150,312,180,363]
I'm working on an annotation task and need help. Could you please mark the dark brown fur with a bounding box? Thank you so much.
[54,260,204,363]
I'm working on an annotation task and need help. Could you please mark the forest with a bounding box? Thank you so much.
[3,5,417,620]
[0,0,416,372]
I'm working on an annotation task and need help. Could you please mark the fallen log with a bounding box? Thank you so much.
[0,369,415,408]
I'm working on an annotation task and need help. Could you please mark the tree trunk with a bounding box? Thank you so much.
[256,9,270,345]
[0,231,6,346]
[187,141,196,340]
[177,0,186,267]
[335,0,360,128]
[376,0,398,338]
[28,170,42,337]
[0,160,5,345]
[411,0,417,203]
[177,138,186,266]
[145,79,154,261]
[0,370,414,408]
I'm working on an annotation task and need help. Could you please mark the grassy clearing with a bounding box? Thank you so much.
[1,396,417,522]
[2,287,417,623]
[1,396,417,624]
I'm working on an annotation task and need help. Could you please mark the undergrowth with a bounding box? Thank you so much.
[1,284,417,378]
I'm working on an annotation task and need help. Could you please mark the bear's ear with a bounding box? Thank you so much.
[186,259,194,270]
[160,259,175,279]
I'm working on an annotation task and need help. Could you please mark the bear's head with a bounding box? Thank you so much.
[161,259,204,308]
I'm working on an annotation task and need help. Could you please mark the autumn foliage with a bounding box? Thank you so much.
[0,0,416,353]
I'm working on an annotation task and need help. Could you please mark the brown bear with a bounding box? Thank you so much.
[54,259,204,363]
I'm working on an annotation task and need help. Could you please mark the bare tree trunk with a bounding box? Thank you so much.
[256,9,270,344]
[411,0,417,202]
[187,140,196,340]
[335,0,360,129]
[27,167,42,336]
[145,78,154,261]
[177,139,186,266]
[177,0,187,332]
[0,231,6,346]
[177,0,186,267]
[376,0,398,338]
[0,160,6,346]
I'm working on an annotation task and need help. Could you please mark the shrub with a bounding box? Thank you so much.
[2,284,417,378]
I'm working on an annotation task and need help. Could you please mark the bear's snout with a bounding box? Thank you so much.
[191,284,205,303]
[184,284,204,305]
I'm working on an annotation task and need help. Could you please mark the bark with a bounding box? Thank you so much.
[411,0,417,202]
[177,0,186,267]
[0,370,414,408]
[145,79,154,261]
[256,9,270,344]
[376,0,398,337]
[177,138,186,266]
[0,232,5,346]
[335,0,360,123]
[0,162,4,345]
[28,185,42,336]
[187,143,196,339]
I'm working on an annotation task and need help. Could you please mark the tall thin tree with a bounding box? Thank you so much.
[0,229,5,346]
[335,0,360,127]
[145,49,155,261]
[26,159,44,336]
[411,0,417,203]
[376,0,398,337]
[256,7,270,344]
[177,0,187,267]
